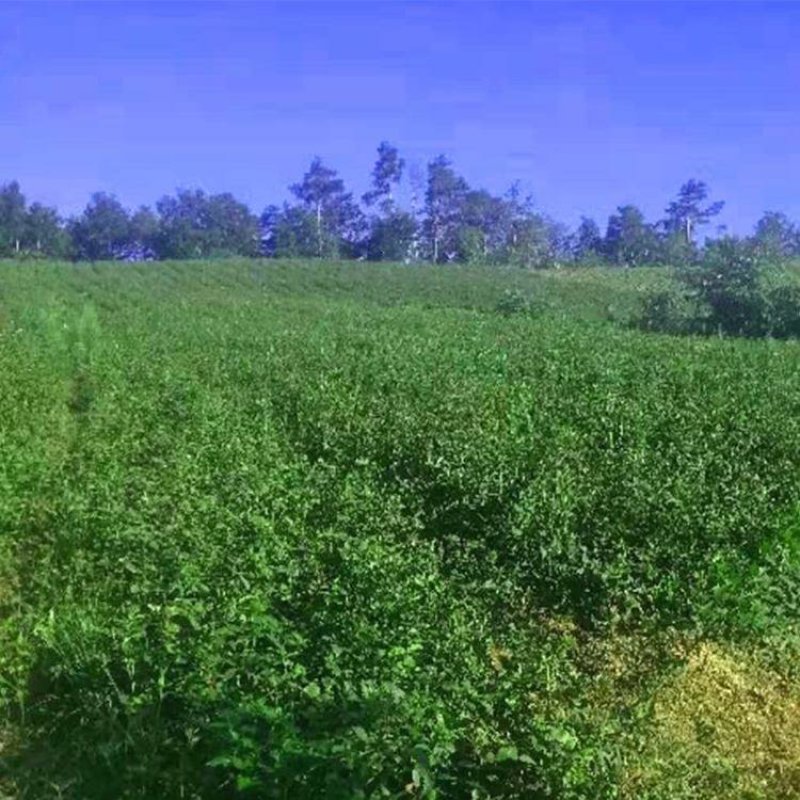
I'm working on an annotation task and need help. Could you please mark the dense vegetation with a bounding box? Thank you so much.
[1,259,800,798]
[3,145,800,273]
[640,238,800,338]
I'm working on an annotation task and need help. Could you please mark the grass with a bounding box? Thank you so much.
[1,258,799,798]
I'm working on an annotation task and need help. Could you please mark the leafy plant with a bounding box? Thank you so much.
[640,237,800,339]
[495,288,534,316]
[1,258,799,799]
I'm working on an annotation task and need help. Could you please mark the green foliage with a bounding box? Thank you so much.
[495,288,535,315]
[662,179,724,245]
[287,157,365,259]
[69,192,133,261]
[366,211,417,262]
[639,288,699,334]
[765,284,800,338]
[0,182,68,258]
[640,237,800,339]
[0,180,27,255]
[363,144,416,262]
[686,237,767,336]
[752,211,798,262]
[604,205,661,267]
[1,259,799,799]
[154,189,260,259]
[570,217,603,265]
[658,232,697,268]
[424,155,470,262]
[24,202,70,258]
[362,141,405,215]
[457,225,488,264]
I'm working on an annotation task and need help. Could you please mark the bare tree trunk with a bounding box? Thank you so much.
[408,162,424,262]
[408,187,418,262]
[316,200,322,258]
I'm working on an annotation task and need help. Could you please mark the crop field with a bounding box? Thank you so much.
[1,259,799,799]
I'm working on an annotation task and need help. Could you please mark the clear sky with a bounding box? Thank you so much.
[1,1,798,233]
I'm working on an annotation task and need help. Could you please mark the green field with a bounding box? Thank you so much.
[1,259,799,799]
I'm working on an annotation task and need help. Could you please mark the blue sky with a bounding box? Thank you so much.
[1,1,798,233]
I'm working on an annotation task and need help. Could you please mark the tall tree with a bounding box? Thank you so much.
[129,206,159,259]
[204,193,260,257]
[424,155,469,262]
[0,181,27,255]
[499,184,565,268]
[366,214,418,262]
[154,189,208,259]
[362,141,404,214]
[154,189,259,259]
[604,205,660,267]
[263,204,319,258]
[407,162,426,262]
[259,204,281,257]
[363,142,417,261]
[291,157,363,258]
[455,189,511,264]
[664,179,724,245]
[69,193,132,261]
[571,216,603,264]
[752,211,797,262]
[24,202,68,256]
[509,213,567,268]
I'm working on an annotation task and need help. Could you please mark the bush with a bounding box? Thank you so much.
[639,289,698,334]
[495,288,534,316]
[766,284,800,339]
[639,237,800,339]
[686,237,767,337]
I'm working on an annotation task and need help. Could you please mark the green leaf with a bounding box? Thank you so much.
[496,745,519,762]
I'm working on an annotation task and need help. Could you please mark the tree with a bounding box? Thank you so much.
[752,211,797,262]
[154,189,259,259]
[660,231,696,267]
[604,205,660,267]
[509,213,567,268]
[290,157,363,258]
[646,233,800,338]
[500,185,565,268]
[24,202,68,257]
[362,142,417,262]
[664,179,724,245]
[407,162,426,262]
[571,216,603,264]
[456,189,511,263]
[69,193,132,261]
[204,193,260,257]
[259,205,281,257]
[0,181,27,255]
[683,236,766,336]
[362,142,404,214]
[264,205,319,258]
[424,156,469,262]
[154,189,207,259]
[365,213,418,262]
[129,206,159,260]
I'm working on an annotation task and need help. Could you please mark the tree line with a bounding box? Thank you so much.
[2,142,799,266]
